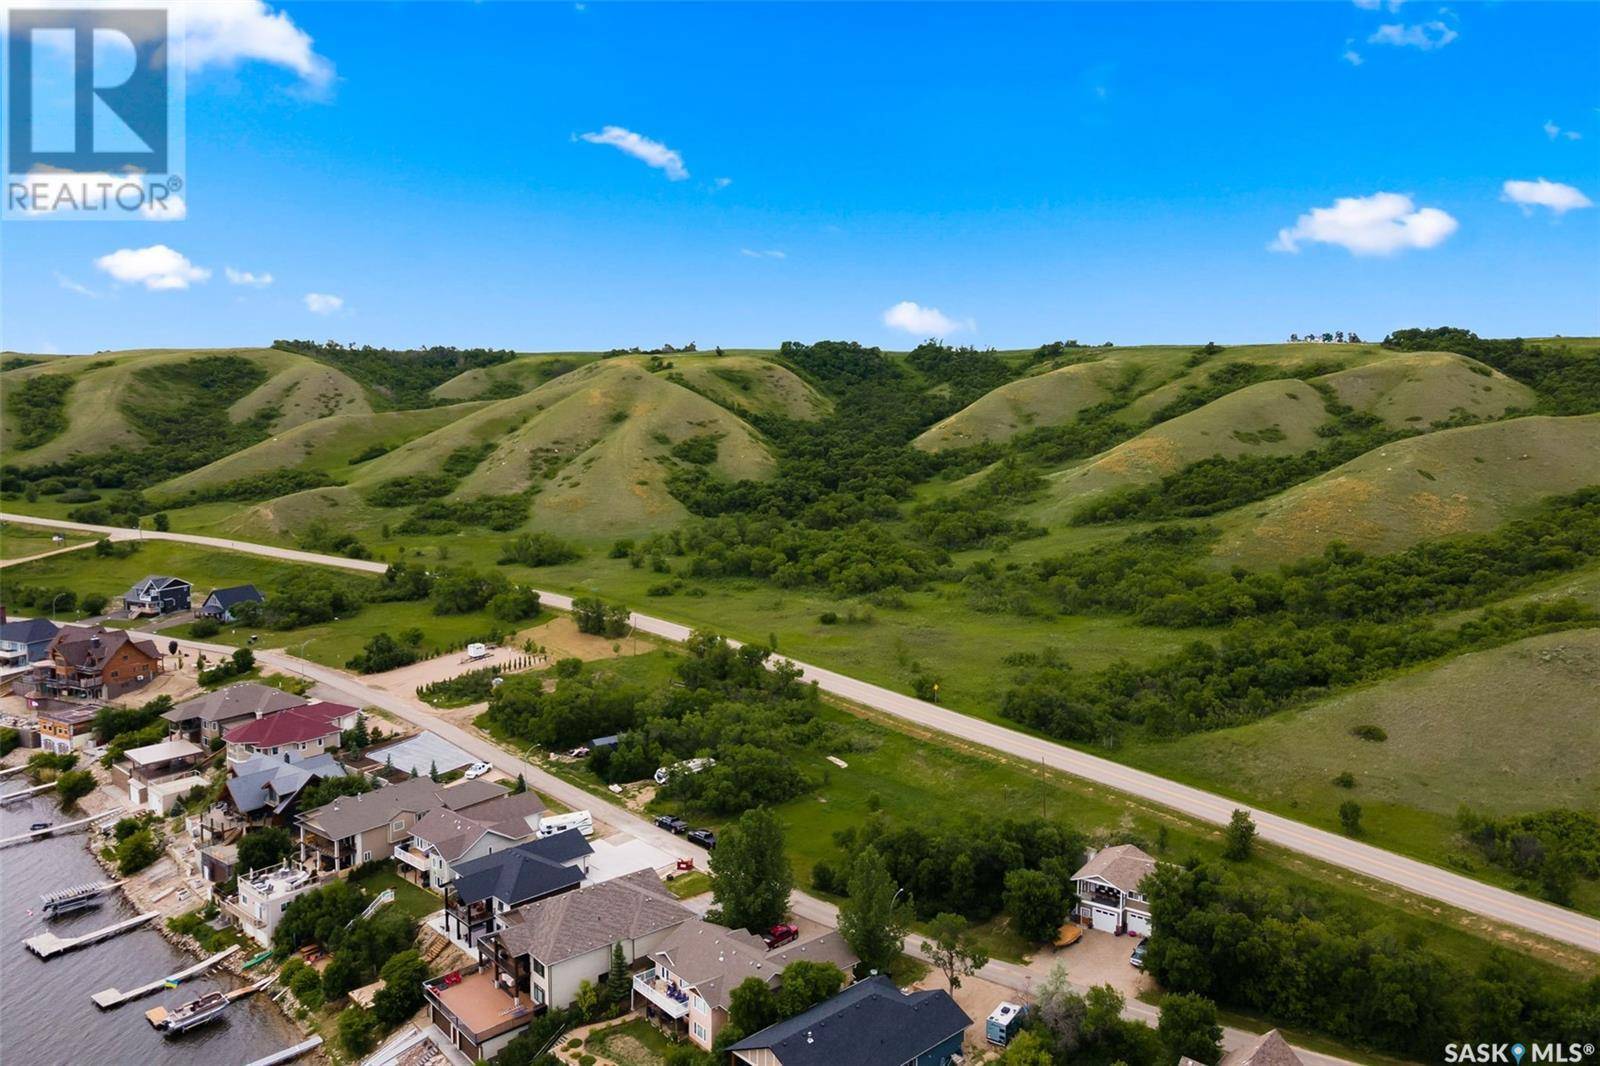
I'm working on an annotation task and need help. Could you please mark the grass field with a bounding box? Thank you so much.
[586,1018,677,1066]
[0,521,91,560]
[1211,413,1600,565]
[1119,627,1600,914]
[349,862,443,921]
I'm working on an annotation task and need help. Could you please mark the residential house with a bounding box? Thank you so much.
[728,975,972,1066]
[32,699,100,754]
[399,790,548,890]
[31,625,163,700]
[163,682,306,743]
[124,575,191,616]
[225,751,349,824]
[0,617,59,667]
[468,867,691,1015]
[1071,843,1157,936]
[219,861,326,947]
[196,584,264,622]
[224,702,358,766]
[121,738,210,814]
[1218,1030,1305,1066]
[441,830,593,946]
[635,919,859,1051]
[296,776,505,873]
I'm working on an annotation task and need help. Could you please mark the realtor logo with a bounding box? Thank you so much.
[4,5,186,220]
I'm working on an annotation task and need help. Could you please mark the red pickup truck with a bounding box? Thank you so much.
[763,923,800,949]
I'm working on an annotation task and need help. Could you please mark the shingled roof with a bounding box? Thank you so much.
[298,776,506,839]
[164,682,305,726]
[727,975,971,1066]
[450,831,593,907]
[651,919,859,1015]
[1224,1029,1305,1066]
[491,868,690,965]
[224,703,355,747]
[410,790,545,863]
[50,625,159,671]
[1071,843,1158,895]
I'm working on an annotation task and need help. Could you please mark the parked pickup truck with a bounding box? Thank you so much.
[687,828,717,850]
[763,923,800,949]
[654,815,689,834]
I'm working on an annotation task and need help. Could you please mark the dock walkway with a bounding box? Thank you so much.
[24,912,159,959]
[0,781,54,804]
[91,945,240,1008]
[0,808,123,848]
[243,1036,324,1066]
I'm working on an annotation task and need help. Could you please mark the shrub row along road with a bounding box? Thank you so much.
[11,512,1597,953]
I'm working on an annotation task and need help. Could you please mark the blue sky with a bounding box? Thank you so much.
[4,0,1598,354]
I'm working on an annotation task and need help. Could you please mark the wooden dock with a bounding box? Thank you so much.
[0,781,54,804]
[0,808,122,848]
[24,911,159,959]
[144,977,273,1028]
[243,1036,324,1066]
[91,945,240,1008]
[0,764,28,778]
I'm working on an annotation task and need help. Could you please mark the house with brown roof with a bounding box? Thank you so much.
[163,682,307,743]
[1072,843,1158,937]
[1220,1029,1305,1066]
[397,790,548,890]
[224,702,358,766]
[634,919,859,1051]
[30,625,163,700]
[295,776,507,873]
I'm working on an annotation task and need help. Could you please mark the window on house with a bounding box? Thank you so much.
[531,959,545,977]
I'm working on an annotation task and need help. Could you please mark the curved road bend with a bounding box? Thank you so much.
[145,630,1355,1066]
[13,512,1597,953]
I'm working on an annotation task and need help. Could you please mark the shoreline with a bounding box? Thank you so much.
[7,747,327,1063]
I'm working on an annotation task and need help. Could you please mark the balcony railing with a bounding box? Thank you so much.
[395,845,430,872]
[633,973,691,1019]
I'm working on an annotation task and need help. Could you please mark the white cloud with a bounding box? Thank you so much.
[139,192,186,221]
[1543,120,1582,142]
[1342,48,1364,66]
[304,292,344,315]
[578,126,689,181]
[1368,21,1458,50]
[740,248,786,260]
[882,301,971,337]
[1270,192,1458,255]
[1353,0,1405,10]
[714,177,733,189]
[94,244,210,289]
[5,1,334,89]
[54,272,99,298]
[225,266,274,287]
[1501,178,1594,215]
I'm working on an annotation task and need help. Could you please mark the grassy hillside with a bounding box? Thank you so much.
[1213,413,1600,565]
[1317,351,1534,428]
[665,354,830,420]
[913,358,1121,451]
[429,353,600,401]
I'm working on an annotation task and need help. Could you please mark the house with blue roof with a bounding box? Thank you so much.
[441,829,594,945]
[728,975,971,1066]
[198,584,265,622]
[0,616,58,667]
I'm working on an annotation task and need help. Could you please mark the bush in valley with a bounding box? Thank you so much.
[395,495,527,534]
[911,458,1047,550]
[1143,859,1600,1058]
[1351,723,1387,742]
[346,632,420,673]
[6,374,72,449]
[499,531,582,566]
[154,468,336,508]
[1384,327,1600,415]
[295,518,372,560]
[670,434,721,465]
[189,617,222,638]
[260,569,372,628]
[273,340,517,409]
[337,1007,381,1056]
[54,769,96,805]
[1456,807,1600,905]
[363,473,458,507]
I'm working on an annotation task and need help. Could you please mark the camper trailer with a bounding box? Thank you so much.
[987,1002,1029,1047]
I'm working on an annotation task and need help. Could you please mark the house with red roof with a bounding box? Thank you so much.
[224,701,359,766]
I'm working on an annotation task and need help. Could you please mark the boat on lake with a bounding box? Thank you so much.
[151,991,230,1035]
[40,881,116,918]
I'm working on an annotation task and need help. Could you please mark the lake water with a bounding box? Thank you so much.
[0,790,302,1066]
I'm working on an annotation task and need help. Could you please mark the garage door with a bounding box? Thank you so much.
[1089,905,1120,933]
[1126,911,1152,937]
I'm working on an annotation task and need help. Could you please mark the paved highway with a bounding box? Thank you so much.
[14,511,1596,953]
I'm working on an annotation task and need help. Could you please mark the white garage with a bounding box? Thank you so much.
[1084,903,1121,933]
[1125,909,1153,937]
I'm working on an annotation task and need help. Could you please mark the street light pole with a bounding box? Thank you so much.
[49,591,69,620]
